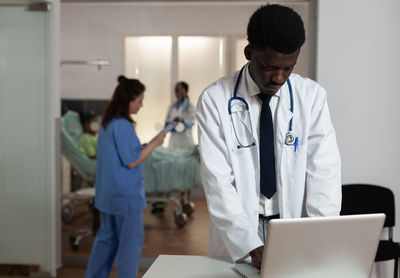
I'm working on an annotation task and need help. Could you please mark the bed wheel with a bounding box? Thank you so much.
[69,235,79,250]
[151,201,166,214]
[88,201,95,213]
[174,212,188,228]
[182,201,195,216]
[62,204,75,224]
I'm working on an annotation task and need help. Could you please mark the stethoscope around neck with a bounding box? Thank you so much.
[228,65,297,149]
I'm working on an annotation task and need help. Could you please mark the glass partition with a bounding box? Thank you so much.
[0,3,53,272]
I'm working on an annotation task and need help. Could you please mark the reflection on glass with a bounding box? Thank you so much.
[125,36,172,143]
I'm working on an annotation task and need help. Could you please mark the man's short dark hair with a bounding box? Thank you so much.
[247,4,305,54]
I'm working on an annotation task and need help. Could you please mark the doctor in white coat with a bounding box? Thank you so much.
[165,81,195,149]
[196,4,341,267]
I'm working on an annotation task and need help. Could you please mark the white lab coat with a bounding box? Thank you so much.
[165,98,195,149]
[195,69,341,263]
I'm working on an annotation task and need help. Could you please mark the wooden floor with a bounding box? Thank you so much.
[60,198,209,277]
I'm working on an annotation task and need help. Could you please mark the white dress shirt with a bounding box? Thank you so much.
[244,64,279,217]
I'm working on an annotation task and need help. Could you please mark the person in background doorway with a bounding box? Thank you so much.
[85,76,165,278]
[78,112,99,160]
[196,4,341,268]
[165,81,195,149]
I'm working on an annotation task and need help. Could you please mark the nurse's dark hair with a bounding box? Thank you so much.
[247,4,305,54]
[175,81,189,93]
[101,75,145,128]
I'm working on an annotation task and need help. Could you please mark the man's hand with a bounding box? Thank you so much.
[249,246,264,269]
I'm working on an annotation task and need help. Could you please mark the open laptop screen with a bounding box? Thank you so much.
[235,214,385,278]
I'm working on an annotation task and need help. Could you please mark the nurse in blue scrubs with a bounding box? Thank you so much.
[85,76,165,278]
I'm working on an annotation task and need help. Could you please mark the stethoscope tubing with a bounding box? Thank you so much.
[228,65,296,148]
[287,78,293,132]
[229,66,293,115]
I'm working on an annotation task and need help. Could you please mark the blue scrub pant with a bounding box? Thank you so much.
[85,211,144,278]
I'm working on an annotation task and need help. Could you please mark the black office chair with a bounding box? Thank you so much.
[341,184,400,278]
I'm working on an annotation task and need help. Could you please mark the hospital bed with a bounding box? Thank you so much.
[61,111,202,249]
[60,110,98,250]
[61,110,96,225]
[143,145,202,227]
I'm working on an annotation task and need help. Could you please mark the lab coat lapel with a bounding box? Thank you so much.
[275,83,293,144]
[275,82,293,189]
[238,67,260,160]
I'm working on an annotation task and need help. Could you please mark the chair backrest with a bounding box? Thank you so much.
[341,184,395,228]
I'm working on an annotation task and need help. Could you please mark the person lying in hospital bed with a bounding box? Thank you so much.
[78,112,99,160]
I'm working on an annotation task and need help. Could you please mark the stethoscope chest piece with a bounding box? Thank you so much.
[285,132,296,146]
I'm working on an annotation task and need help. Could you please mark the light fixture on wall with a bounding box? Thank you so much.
[60,59,111,70]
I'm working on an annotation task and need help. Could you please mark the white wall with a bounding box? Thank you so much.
[60,2,312,100]
[317,1,400,277]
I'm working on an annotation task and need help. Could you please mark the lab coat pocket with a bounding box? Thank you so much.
[282,138,306,188]
[231,143,259,169]
[232,144,256,155]
[278,140,297,188]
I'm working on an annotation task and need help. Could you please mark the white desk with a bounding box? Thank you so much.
[143,255,243,278]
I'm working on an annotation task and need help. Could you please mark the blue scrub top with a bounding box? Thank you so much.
[94,117,146,215]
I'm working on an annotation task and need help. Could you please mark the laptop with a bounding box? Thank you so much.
[234,213,385,278]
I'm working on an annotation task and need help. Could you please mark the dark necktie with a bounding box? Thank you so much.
[257,93,276,199]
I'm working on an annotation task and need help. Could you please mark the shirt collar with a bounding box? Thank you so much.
[244,62,281,98]
[173,97,189,109]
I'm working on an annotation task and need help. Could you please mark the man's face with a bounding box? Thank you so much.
[245,45,300,95]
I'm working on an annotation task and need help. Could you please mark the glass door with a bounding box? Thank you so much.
[0,1,58,275]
